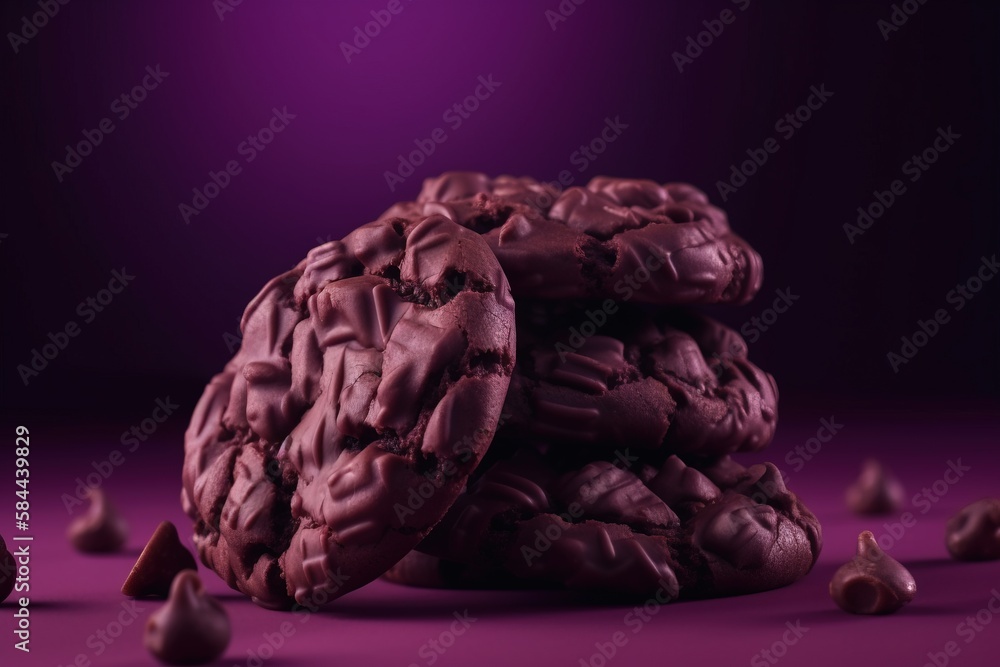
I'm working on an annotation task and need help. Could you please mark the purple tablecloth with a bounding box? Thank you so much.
[5,409,998,667]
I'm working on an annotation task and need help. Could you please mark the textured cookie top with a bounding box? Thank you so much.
[182,214,516,609]
[382,172,764,305]
[505,306,778,457]
[413,448,822,599]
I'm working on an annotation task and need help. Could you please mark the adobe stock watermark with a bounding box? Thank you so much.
[558,280,797,367]
[214,0,244,21]
[16,268,136,386]
[384,74,502,192]
[781,416,845,480]
[236,566,351,667]
[524,115,630,212]
[920,589,1000,667]
[545,0,587,31]
[61,397,181,513]
[221,248,474,355]
[406,610,477,667]
[564,116,629,175]
[393,413,510,525]
[552,245,675,362]
[578,578,676,667]
[521,449,638,566]
[870,459,970,554]
[672,0,752,73]
[55,600,147,667]
[704,287,801,375]
[750,621,809,667]
[238,620,300,667]
[51,65,170,182]
[554,299,620,362]
[844,126,960,244]
[223,318,243,354]
[179,106,296,224]
[7,0,71,54]
[886,253,997,373]
[738,287,799,344]
[715,84,834,202]
[340,0,416,62]
[877,0,930,41]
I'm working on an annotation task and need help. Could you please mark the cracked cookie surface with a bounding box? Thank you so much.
[182,214,516,609]
[503,304,778,457]
[387,447,821,599]
[382,172,764,305]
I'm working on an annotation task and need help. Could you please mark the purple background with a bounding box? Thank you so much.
[1,1,999,666]
[2,0,998,419]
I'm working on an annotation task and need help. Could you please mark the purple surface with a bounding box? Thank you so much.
[3,0,999,418]
[4,409,998,667]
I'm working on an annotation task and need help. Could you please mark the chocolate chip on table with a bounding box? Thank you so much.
[0,535,15,603]
[845,459,905,515]
[122,521,198,598]
[145,570,230,665]
[830,530,916,614]
[67,489,128,553]
[946,498,1000,561]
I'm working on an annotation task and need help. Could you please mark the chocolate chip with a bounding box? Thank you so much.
[643,455,721,518]
[67,489,128,553]
[552,461,679,532]
[830,530,916,614]
[122,522,198,598]
[145,570,230,665]
[846,459,905,515]
[0,535,15,603]
[946,498,1000,561]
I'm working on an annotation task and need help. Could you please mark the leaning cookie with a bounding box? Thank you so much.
[182,214,516,609]
[382,172,763,306]
[402,446,821,600]
[503,304,778,457]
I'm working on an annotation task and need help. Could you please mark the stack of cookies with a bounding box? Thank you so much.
[182,173,821,610]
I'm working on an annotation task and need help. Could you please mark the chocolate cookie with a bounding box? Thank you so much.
[182,214,516,609]
[398,446,821,599]
[503,304,778,457]
[382,172,763,305]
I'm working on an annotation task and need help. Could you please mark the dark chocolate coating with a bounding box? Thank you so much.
[145,571,230,665]
[182,214,516,609]
[382,172,763,306]
[123,521,198,598]
[407,447,821,599]
[845,459,906,515]
[67,489,128,553]
[0,536,15,603]
[946,498,1000,561]
[696,463,822,595]
[829,531,916,614]
[504,305,778,456]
